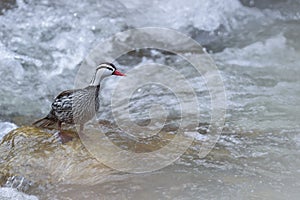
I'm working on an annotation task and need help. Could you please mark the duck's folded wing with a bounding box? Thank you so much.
[52,89,76,111]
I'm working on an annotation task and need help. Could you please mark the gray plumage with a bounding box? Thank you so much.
[33,63,125,132]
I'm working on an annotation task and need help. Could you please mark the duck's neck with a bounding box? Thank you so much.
[89,70,106,86]
[89,75,101,86]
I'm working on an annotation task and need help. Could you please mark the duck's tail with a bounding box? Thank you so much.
[32,113,57,128]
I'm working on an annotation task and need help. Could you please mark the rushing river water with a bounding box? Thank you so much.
[0,0,300,199]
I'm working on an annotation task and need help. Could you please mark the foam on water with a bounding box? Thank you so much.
[0,121,17,140]
[0,187,38,200]
[0,0,297,124]
[214,33,300,131]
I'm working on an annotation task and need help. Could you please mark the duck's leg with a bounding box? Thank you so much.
[78,124,85,139]
[58,121,62,132]
[57,121,73,143]
[78,124,90,141]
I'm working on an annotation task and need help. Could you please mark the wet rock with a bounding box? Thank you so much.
[0,126,112,195]
[0,0,16,15]
[188,25,228,53]
[0,124,180,195]
[0,123,212,197]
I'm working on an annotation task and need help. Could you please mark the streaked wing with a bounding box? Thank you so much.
[52,90,76,111]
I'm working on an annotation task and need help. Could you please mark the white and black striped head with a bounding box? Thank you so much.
[90,62,125,86]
